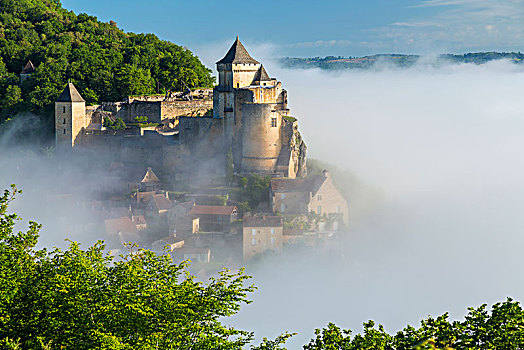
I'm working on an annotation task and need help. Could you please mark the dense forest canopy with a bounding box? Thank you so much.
[0,0,215,124]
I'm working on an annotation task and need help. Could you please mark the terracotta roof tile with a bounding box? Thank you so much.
[151,194,173,211]
[244,216,283,227]
[190,205,237,216]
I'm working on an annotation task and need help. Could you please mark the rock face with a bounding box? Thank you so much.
[55,38,308,183]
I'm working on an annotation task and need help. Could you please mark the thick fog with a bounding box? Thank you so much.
[224,57,524,346]
[3,42,524,347]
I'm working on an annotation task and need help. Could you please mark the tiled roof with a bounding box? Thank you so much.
[21,60,35,74]
[105,217,138,235]
[155,236,184,245]
[136,191,156,205]
[270,178,311,193]
[150,194,173,211]
[141,167,160,183]
[190,205,237,216]
[56,83,85,102]
[252,65,271,83]
[244,216,283,227]
[270,174,327,195]
[216,37,260,65]
[172,247,211,254]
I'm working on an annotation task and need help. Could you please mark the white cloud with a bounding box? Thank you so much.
[376,0,524,53]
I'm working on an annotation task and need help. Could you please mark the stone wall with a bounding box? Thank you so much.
[271,191,310,214]
[99,99,213,124]
[308,173,349,226]
[243,225,283,260]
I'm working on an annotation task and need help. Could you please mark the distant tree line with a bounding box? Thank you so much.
[281,52,524,71]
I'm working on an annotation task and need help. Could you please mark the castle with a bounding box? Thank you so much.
[55,38,307,183]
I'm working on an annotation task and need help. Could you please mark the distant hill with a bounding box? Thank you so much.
[0,0,215,126]
[280,52,524,70]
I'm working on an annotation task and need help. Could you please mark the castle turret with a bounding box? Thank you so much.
[55,83,86,148]
[241,104,282,174]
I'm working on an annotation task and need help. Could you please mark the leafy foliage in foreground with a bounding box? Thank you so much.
[2,185,524,349]
[0,185,254,349]
[305,300,524,350]
[0,0,215,123]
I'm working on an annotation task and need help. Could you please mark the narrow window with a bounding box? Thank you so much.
[63,129,66,134]
[271,237,275,245]
[252,238,256,246]
[317,195,322,201]
[271,228,275,235]
[63,118,66,124]
[281,193,286,199]
[252,229,256,236]
[336,205,341,213]
[271,117,277,127]
[236,83,239,88]
[63,106,66,113]
[317,206,322,214]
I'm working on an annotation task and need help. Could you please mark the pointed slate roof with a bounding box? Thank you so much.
[252,65,271,83]
[217,37,260,65]
[141,167,160,183]
[20,60,36,74]
[56,83,85,102]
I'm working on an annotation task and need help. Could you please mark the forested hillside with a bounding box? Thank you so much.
[281,52,524,71]
[0,0,215,126]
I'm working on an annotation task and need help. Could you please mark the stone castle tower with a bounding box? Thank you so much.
[214,37,306,178]
[53,38,307,179]
[55,83,86,148]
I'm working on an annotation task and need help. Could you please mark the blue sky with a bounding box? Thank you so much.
[61,0,524,57]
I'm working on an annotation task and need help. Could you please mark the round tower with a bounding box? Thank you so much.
[241,104,282,174]
[55,83,86,148]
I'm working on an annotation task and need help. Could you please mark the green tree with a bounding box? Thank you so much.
[0,186,257,349]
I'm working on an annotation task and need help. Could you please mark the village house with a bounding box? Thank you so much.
[145,193,173,217]
[104,215,148,247]
[167,201,199,237]
[243,216,283,260]
[189,205,238,233]
[152,235,185,252]
[171,247,211,264]
[270,170,349,230]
